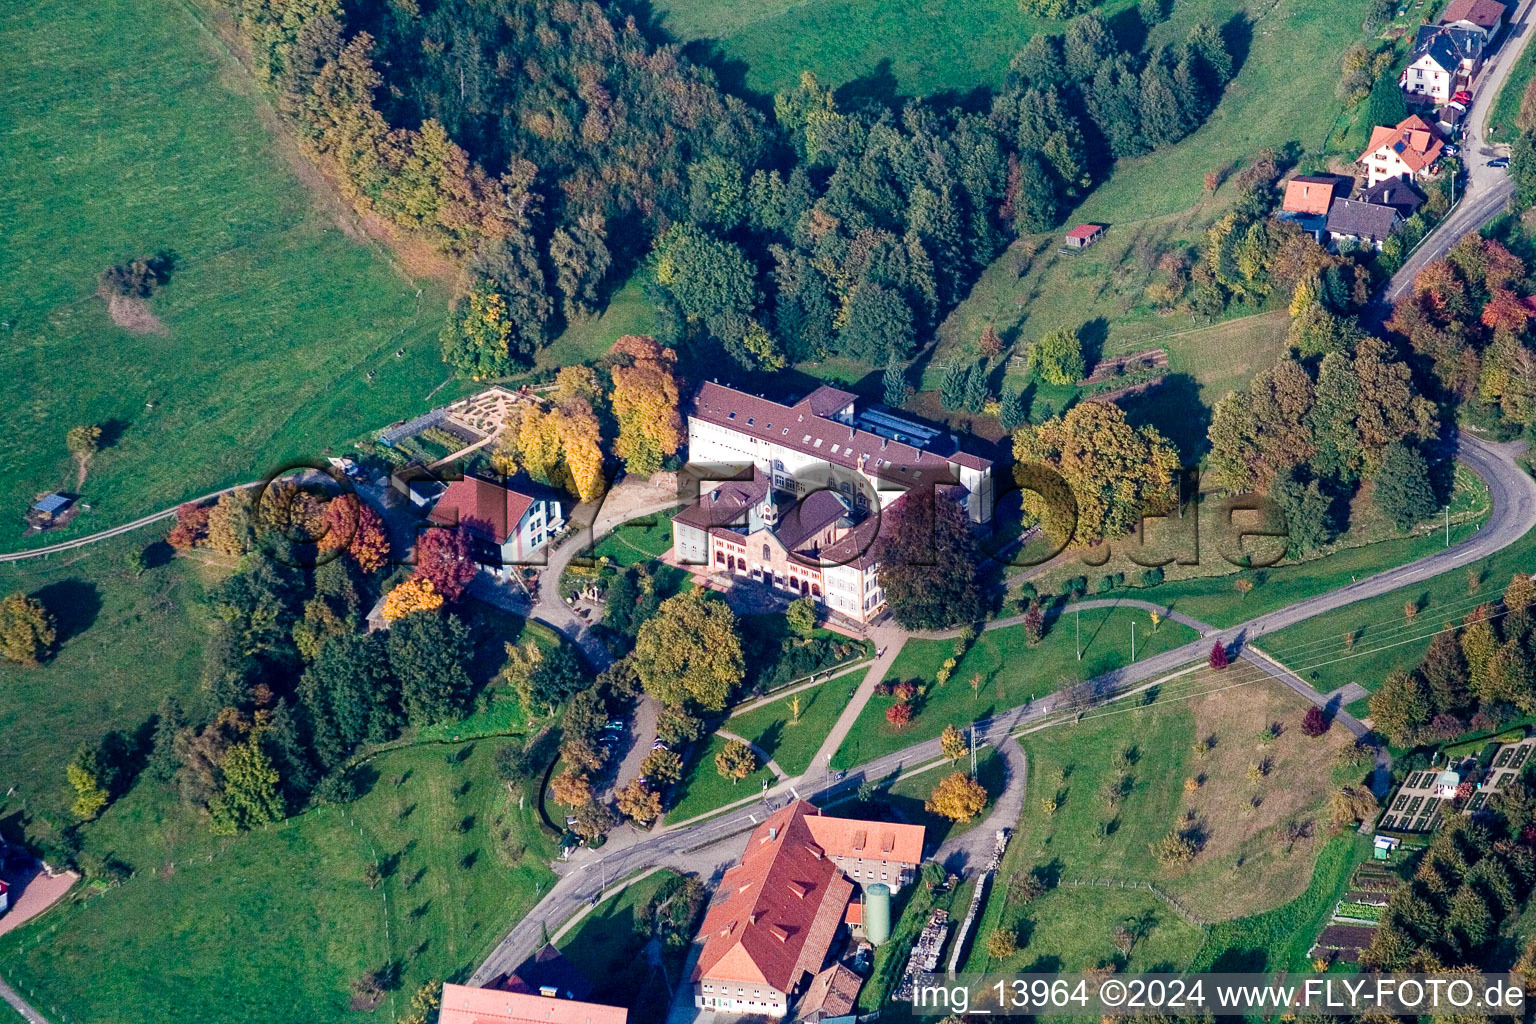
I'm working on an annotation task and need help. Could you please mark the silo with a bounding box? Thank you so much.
[865,884,892,946]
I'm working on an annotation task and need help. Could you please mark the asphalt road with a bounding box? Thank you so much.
[1365,0,1536,321]
[472,434,1536,988]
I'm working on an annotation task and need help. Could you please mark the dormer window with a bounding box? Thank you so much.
[728,411,737,419]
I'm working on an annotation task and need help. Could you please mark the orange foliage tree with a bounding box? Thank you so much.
[382,576,444,622]
[321,494,391,573]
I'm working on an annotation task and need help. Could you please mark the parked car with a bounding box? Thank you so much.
[605,720,624,730]
[1489,157,1510,168]
[565,815,579,827]
[651,739,668,751]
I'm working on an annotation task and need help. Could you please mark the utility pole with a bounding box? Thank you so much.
[1445,506,1451,547]
[970,724,977,778]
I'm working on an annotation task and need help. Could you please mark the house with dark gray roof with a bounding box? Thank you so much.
[1403,23,1486,103]
[1326,198,1402,249]
[1361,177,1426,220]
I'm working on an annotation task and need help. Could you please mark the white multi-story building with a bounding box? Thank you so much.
[673,383,994,627]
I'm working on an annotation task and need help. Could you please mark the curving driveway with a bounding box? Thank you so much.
[471,433,1536,986]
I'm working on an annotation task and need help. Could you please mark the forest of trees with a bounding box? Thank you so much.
[222,0,1238,376]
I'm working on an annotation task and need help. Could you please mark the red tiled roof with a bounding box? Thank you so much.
[799,963,863,1020]
[692,802,854,991]
[429,477,535,545]
[1281,175,1349,216]
[690,382,990,478]
[1065,223,1103,239]
[437,984,627,1024]
[804,813,925,866]
[1441,0,1505,30]
[844,902,862,926]
[1361,115,1445,173]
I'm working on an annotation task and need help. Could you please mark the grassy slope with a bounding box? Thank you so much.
[0,0,451,554]
[726,678,848,776]
[963,679,1359,976]
[0,740,558,1024]
[654,0,1138,97]
[1489,26,1536,143]
[833,611,1198,769]
[0,537,209,823]
[556,869,687,1022]
[1257,524,1536,694]
[929,0,1369,391]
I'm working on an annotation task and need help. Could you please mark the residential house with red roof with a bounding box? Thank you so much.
[1359,115,1445,187]
[437,984,627,1024]
[690,801,924,1017]
[428,476,564,575]
[1280,175,1352,218]
[677,382,993,626]
[1440,0,1506,42]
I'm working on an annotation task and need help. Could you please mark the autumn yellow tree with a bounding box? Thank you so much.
[609,335,682,476]
[517,404,563,481]
[1506,574,1536,613]
[553,365,603,408]
[1012,401,1180,546]
[382,576,444,622]
[715,740,758,784]
[641,748,684,786]
[205,490,258,556]
[940,724,968,763]
[926,771,988,822]
[550,769,593,807]
[0,592,56,667]
[615,778,663,825]
[986,928,1018,959]
[65,424,102,487]
[555,399,606,503]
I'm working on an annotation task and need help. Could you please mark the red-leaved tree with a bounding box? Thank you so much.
[1301,705,1330,737]
[167,502,211,549]
[414,525,477,602]
[321,495,391,574]
[886,702,914,729]
[1208,642,1230,670]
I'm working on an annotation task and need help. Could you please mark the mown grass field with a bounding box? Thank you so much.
[726,678,849,776]
[0,739,558,1024]
[664,733,779,822]
[0,0,452,555]
[832,610,1199,769]
[962,677,1360,977]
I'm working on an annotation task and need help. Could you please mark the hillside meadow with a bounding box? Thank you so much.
[0,0,453,554]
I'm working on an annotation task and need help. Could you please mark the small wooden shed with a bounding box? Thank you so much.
[1064,223,1105,248]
